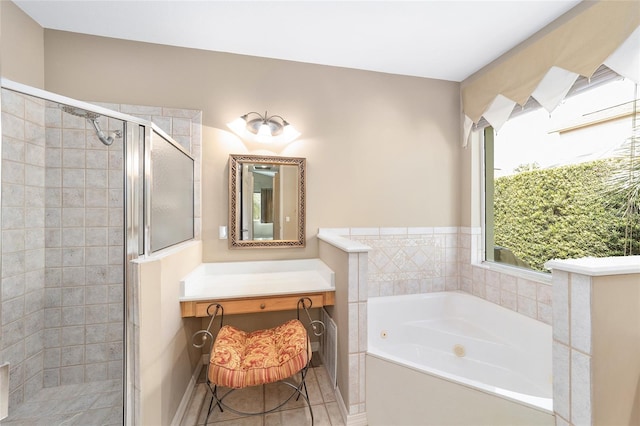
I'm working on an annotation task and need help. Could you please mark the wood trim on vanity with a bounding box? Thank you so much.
[180,291,335,317]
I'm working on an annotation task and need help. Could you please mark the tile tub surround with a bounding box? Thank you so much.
[321,226,552,325]
[321,228,640,425]
[461,265,553,325]
[318,227,554,424]
[545,256,640,426]
[322,227,461,297]
[458,227,553,325]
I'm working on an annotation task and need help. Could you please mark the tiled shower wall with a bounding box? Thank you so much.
[40,100,202,390]
[41,101,126,389]
[1,89,202,410]
[1,89,47,408]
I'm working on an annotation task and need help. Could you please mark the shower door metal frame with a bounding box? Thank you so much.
[124,120,145,426]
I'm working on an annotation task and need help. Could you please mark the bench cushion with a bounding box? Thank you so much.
[208,319,311,389]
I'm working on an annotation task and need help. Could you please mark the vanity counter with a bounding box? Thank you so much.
[179,259,335,317]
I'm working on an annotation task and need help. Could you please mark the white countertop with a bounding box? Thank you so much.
[180,259,335,302]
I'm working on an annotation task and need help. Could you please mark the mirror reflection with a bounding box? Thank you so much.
[229,154,305,248]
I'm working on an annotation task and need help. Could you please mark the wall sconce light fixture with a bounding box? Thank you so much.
[227,111,301,144]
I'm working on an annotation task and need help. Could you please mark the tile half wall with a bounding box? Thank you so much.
[322,226,552,325]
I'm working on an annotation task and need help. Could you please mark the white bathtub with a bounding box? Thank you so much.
[367,292,554,425]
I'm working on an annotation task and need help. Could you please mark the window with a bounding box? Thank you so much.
[484,75,639,272]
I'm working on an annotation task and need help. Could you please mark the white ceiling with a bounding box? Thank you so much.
[14,0,582,82]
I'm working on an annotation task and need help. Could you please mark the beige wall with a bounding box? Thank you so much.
[0,1,44,88]
[40,30,462,262]
[137,241,203,426]
[592,274,640,426]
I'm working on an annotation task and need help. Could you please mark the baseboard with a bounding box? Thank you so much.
[335,386,368,426]
[170,361,203,426]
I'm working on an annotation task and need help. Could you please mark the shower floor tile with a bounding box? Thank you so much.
[2,379,123,426]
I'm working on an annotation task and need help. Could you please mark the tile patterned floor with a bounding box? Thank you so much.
[1,380,123,426]
[180,365,345,426]
[1,366,339,426]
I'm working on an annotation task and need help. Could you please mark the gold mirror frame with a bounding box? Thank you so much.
[229,154,306,248]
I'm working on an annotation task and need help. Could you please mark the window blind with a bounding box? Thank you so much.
[474,64,624,130]
[462,0,640,143]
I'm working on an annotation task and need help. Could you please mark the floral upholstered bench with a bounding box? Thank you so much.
[192,298,324,425]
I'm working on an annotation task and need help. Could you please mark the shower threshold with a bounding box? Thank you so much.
[2,379,122,425]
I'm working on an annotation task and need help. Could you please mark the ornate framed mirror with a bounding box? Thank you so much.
[229,154,306,248]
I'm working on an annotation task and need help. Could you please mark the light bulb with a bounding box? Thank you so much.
[281,124,301,143]
[256,122,272,143]
[227,116,248,136]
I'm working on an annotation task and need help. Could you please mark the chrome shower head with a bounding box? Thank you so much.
[60,105,101,120]
[59,104,119,146]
